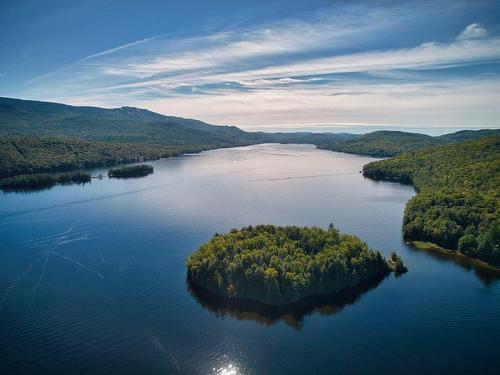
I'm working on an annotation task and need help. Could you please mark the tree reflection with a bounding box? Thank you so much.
[407,244,500,286]
[188,274,389,330]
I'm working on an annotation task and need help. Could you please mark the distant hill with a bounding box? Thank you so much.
[317,129,500,157]
[0,96,266,146]
[0,97,359,147]
[437,129,500,142]
[0,96,498,177]
[0,97,357,177]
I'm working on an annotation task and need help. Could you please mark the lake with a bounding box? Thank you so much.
[0,144,499,374]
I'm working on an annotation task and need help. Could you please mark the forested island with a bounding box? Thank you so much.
[363,136,500,267]
[108,164,154,178]
[186,225,406,306]
[0,171,91,192]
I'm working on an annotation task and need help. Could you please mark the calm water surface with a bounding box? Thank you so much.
[0,144,499,374]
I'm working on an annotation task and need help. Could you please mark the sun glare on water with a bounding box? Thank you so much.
[214,363,240,375]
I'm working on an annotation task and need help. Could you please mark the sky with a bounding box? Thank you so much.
[1,0,500,134]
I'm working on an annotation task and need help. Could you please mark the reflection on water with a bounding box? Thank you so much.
[1,144,499,374]
[407,244,500,286]
[214,363,240,375]
[188,274,389,330]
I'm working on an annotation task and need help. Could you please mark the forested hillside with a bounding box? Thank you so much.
[1,137,173,178]
[0,96,265,145]
[0,97,355,177]
[318,129,500,157]
[1,96,498,180]
[363,136,500,266]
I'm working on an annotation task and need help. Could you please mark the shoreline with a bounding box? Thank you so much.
[410,240,500,272]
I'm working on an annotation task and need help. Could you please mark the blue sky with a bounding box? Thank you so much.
[1,0,500,133]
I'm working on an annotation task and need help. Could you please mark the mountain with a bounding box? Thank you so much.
[437,129,500,142]
[317,129,500,157]
[0,96,498,178]
[0,96,265,146]
[0,97,359,177]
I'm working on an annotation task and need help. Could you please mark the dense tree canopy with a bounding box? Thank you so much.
[0,136,237,179]
[187,225,403,306]
[317,129,499,157]
[363,136,500,266]
[108,164,154,178]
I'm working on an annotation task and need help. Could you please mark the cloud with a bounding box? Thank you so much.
[457,23,487,40]
[20,2,500,130]
[135,79,500,128]
[47,35,500,98]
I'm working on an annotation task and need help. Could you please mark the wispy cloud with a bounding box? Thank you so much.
[21,1,500,130]
[457,23,488,40]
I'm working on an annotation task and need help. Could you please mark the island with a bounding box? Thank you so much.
[108,164,154,178]
[186,224,406,306]
[363,136,499,268]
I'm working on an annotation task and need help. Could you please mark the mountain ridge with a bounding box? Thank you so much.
[1,96,498,178]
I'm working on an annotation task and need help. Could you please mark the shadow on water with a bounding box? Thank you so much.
[0,180,91,194]
[407,244,500,286]
[188,274,390,330]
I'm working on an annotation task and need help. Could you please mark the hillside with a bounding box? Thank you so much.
[0,96,265,146]
[0,137,173,178]
[363,136,500,266]
[437,129,500,142]
[1,96,498,179]
[317,129,500,157]
[0,97,358,177]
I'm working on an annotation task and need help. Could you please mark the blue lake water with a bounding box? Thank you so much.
[0,144,499,374]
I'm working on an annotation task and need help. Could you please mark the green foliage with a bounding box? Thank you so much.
[317,129,500,157]
[108,164,154,178]
[388,252,408,273]
[458,235,478,254]
[0,137,170,178]
[363,136,500,266]
[0,171,91,192]
[186,225,396,306]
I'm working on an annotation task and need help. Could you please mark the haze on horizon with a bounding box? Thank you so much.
[1,0,500,134]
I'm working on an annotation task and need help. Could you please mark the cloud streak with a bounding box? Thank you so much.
[22,2,500,130]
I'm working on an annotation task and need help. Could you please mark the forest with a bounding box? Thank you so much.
[363,136,500,267]
[186,224,405,306]
[108,164,154,178]
[317,129,499,157]
[0,137,172,178]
